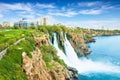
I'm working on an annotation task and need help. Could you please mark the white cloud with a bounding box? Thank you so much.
[49,11,78,17]
[48,2,110,17]
[79,9,103,15]
[0,2,116,19]
[49,8,103,17]
[0,14,3,18]
[0,3,32,11]
[0,3,56,13]
[35,3,56,8]
[0,3,57,20]
[78,1,102,7]
[101,5,115,10]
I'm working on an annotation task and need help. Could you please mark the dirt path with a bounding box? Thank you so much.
[0,38,25,60]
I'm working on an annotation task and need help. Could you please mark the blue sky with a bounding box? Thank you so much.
[0,0,120,29]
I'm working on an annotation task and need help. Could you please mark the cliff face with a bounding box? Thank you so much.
[67,32,91,56]
[34,34,49,47]
[22,34,72,80]
[49,61,71,80]
[22,48,72,80]
[22,49,52,80]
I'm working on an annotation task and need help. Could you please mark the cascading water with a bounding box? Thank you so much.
[64,34,81,68]
[53,33,120,80]
[48,33,52,45]
[53,33,70,66]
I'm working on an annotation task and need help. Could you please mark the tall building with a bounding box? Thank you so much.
[37,17,47,26]
[2,21,10,27]
[43,18,46,26]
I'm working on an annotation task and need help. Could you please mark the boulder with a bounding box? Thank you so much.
[68,67,78,79]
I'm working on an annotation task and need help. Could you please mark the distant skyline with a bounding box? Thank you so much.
[0,0,120,29]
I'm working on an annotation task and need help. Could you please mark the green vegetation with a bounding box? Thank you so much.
[40,45,67,69]
[0,29,42,80]
[0,37,35,80]
[0,26,120,80]
[67,27,120,41]
[0,28,67,79]
[0,29,41,52]
[38,25,67,33]
[38,25,68,51]
[0,29,24,51]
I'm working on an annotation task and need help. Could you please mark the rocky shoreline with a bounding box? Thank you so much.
[85,38,96,43]
[66,32,92,56]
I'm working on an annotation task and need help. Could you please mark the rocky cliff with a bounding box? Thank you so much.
[67,32,91,56]
[22,34,75,80]
[22,49,52,80]
[22,48,73,80]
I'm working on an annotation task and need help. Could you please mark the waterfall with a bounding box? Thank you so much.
[53,33,120,74]
[64,34,81,68]
[48,33,53,45]
[53,33,70,66]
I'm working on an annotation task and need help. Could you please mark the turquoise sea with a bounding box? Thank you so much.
[78,35,120,80]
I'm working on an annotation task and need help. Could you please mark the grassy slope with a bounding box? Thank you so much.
[0,38,35,80]
[0,29,36,51]
[0,29,66,80]
[0,29,37,80]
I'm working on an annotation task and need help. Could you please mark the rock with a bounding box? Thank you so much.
[82,47,92,55]
[67,32,91,56]
[33,34,49,47]
[86,38,96,43]
[74,74,78,79]
[22,48,52,80]
[49,62,72,80]
[22,34,74,80]
[22,48,73,80]
[68,67,78,79]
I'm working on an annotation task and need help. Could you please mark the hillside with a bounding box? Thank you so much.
[0,27,120,80]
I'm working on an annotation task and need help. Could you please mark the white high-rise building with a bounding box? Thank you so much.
[37,17,47,26]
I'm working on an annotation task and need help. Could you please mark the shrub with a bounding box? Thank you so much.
[13,25,19,29]
[28,26,36,29]
[42,53,53,62]
[38,25,48,33]
[40,45,66,67]
[40,45,57,55]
